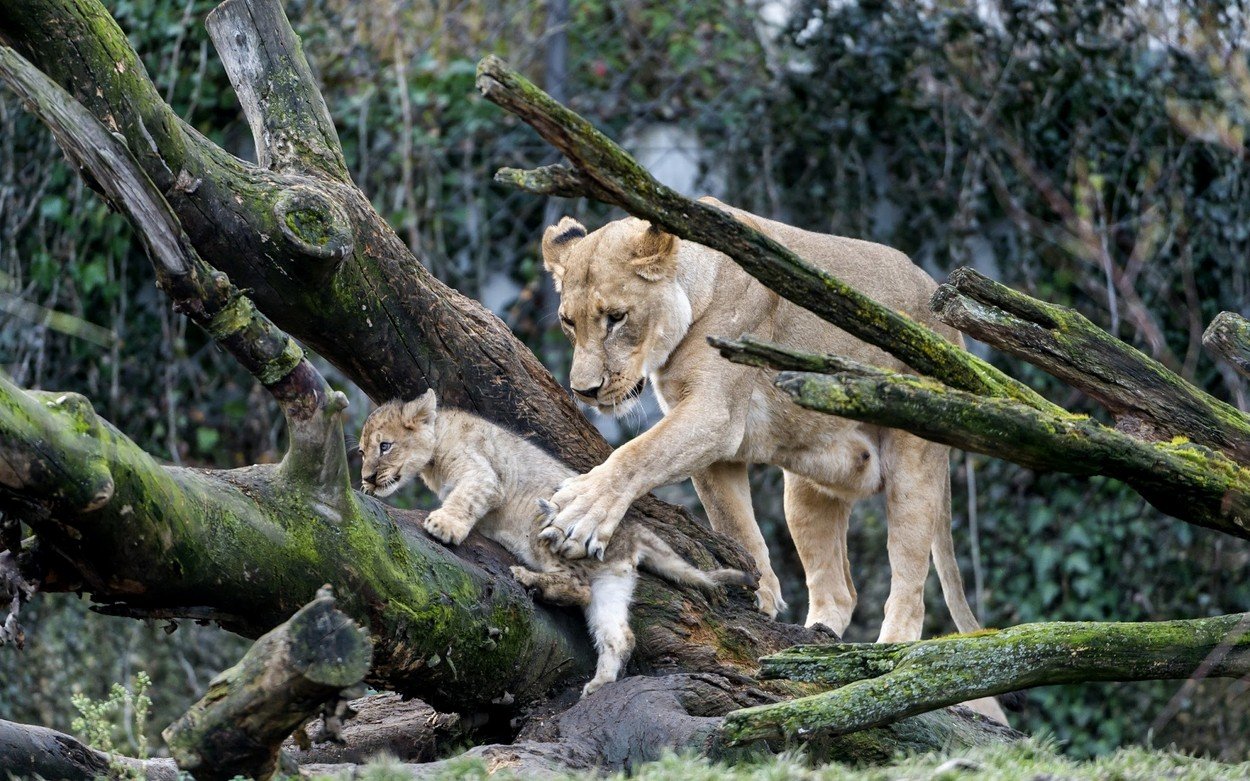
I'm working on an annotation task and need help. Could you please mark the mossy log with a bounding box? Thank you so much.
[720,614,1250,745]
[163,589,372,781]
[1204,312,1250,383]
[933,268,1250,461]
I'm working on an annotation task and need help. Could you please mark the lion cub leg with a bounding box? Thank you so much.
[580,564,638,698]
[783,472,857,634]
[509,565,591,608]
[692,462,787,618]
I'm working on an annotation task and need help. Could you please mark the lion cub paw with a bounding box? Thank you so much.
[423,509,472,546]
[509,565,540,589]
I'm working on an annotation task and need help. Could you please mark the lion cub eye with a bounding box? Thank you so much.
[605,311,626,329]
[380,442,393,454]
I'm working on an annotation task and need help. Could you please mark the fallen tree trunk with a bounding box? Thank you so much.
[163,589,373,781]
[721,613,1250,745]
[0,719,179,781]
[1205,312,1250,383]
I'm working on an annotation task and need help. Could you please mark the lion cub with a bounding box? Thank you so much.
[359,390,752,696]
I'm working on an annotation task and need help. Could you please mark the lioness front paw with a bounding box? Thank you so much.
[544,471,630,561]
[423,509,472,546]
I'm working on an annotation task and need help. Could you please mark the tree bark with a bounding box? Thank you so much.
[163,589,373,781]
[721,614,1250,745]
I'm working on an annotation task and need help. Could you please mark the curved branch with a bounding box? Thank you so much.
[205,0,350,180]
[722,614,1250,745]
[933,268,1250,462]
[476,55,1058,413]
[0,719,178,781]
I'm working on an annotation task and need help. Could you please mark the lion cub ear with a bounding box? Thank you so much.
[401,389,438,429]
[541,217,587,292]
[630,223,678,282]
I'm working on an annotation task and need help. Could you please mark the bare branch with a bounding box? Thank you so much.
[205,0,350,180]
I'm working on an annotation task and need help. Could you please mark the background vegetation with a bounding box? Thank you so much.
[1,0,1247,763]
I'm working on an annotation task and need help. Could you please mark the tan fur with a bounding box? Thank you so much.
[359,391,752,697]
[540,198,1006,721]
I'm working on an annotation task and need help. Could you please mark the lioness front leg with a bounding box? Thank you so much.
[693,462,787,618]
[546,394,745,561]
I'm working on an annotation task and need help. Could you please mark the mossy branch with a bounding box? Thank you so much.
[164,588,372,781]
[205,0,350,180]
[476,55,1057,413]
[1204,312,1250,383]
[0,44,348,491]
[934,268,1250,462]
[774,368,1250,540]
[722,614,1250,745]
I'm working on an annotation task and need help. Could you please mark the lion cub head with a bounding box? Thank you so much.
[359,390,438,497]
[541,216,692,416]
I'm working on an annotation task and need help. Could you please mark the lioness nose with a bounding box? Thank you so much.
[572,382,602,399]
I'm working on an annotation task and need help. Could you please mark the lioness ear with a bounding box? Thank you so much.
[541,217,587,292]
[401,389,437,429]
[630,223,678,282]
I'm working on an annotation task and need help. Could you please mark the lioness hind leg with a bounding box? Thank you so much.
[509,566,591,607]
[878,432,945,643]
[692,462,787,618]
[782,471,857,635]
[581,568,637,698]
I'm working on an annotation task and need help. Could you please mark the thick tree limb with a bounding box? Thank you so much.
[0,371,591,710]
[721,614,1250,745]
[205,0,350,180]
[1204,312,1250,382]
[283,693,464,765]
[477,55,1059,413]
[934,268,1250,461]
[164,589,372,781]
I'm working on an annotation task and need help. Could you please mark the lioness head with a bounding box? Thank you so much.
[542,216,692,416]
[359,390,438,497]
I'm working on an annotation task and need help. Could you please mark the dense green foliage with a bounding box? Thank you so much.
[1,0,1247,763]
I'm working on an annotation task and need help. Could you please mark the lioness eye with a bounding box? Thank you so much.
[380,442,392,454]
[606,311,626,328]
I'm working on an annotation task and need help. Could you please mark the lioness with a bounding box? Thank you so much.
[358,390,753,696]
[539,197,980,645]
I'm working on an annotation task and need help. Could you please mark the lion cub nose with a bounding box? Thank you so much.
[572,382,602,399]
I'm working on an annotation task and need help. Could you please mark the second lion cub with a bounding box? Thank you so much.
[359,390,752,696]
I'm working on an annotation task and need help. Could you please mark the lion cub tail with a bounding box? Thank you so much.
[635,530,755,593]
